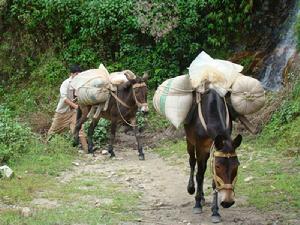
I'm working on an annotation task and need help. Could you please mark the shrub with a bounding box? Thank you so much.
[0,106,33,163]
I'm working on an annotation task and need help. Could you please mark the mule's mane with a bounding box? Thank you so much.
[185,88,229,141]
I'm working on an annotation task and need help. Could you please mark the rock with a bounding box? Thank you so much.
[244,176,254,182]
[0,165,14,179]
[125,177,134,182]
[101,150,109,155]
[72,162,80,166]
[21,207,32,217]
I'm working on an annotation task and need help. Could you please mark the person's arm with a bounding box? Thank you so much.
[60,79,78,109]
[64,98,78,109]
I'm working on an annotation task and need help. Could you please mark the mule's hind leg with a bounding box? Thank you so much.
[73,107,83,146]
[108,121,117,158]
[73,106,89,147]
[187,140,196,195]
[193,142,210,214]
[87,118,100,154]
[131,117,145,160]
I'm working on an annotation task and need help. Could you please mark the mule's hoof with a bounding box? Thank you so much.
[187,186,195,195]
[201,197,205,206]
[110,154,116,158]
[73,140,79,147]
[211,215,221,223]
[192,207,202,214]
[139,154,145,160]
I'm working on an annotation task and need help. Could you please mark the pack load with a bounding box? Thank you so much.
[189,51,243,96]
[188,51,265,115]
[70,64,110,105]
[109,70,136,85]
[230,75,265,115]
[153,75,193,128]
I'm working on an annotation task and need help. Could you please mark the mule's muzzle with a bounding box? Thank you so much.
[219,189,235,208]
[140,105,149,114]
[220,200,235,208]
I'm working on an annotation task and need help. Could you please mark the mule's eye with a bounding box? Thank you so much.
[215,165,220,170]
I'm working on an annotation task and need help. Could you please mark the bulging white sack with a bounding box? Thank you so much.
[188,51,243,93]
[153,75,193,128]
[77,87,110,105]
[70,64,110,90]
[109,70,136,85]
[70,64,110,105]
[231,75,265,115]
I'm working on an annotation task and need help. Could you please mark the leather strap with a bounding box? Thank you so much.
[110,91,130,108]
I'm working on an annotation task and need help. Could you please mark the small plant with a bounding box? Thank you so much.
[0,105,32,163]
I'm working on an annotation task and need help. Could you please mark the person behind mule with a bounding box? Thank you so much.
[47,64,88,152]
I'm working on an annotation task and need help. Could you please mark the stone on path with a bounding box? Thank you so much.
[0,165,14,179]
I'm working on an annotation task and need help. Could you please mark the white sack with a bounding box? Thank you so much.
[153,75,193,128]
[109,72,128,85]
[231,75,265,115]
[109,70,136,85]
[77,87,110,105]
[188,51,243,94]
[70,64,110,90]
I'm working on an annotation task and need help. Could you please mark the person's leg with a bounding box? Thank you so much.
[47,112,71,142]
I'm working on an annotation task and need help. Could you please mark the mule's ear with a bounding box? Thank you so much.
[142,72,149,82]
[233,134,242,149]
[214,135,225,150]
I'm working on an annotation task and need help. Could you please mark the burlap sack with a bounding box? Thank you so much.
[77,87,110,105]
[70,64,110,90]
[109,70,136,85]
[231,75,265,115]
[153,75,193,128]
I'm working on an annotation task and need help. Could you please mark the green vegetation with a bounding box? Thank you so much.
[0,0,253,89]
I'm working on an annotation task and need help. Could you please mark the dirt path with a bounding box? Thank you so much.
[58,132,285,225]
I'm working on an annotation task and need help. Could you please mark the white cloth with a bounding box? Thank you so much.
[55,77,75,113]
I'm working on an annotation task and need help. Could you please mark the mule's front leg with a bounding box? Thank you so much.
[187,140,196,195]
[211,189,221,223]
[193,150,209,214]
[108,122,117,158]
[131,117,145,160]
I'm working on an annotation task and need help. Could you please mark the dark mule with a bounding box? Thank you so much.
[184,88,242,223]
[73,73,149,160]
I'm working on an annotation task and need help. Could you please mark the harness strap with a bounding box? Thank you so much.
[196,91,230,132]
[132,82,148,108]
[110,91,131,108]
[210,143,238,191]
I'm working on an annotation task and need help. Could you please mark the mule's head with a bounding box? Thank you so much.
[213,134,242,208]
[123,71,149,113]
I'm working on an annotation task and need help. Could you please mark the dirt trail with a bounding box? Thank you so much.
[58,131,286,225]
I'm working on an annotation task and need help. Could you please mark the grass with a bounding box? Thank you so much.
[0,135,140,225]
[1,174,139,225]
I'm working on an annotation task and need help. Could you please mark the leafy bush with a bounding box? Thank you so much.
[0,106,33,163]
[84,118,110,146]
[2,0,254,88]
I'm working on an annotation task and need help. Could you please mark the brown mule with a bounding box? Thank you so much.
[74,72,149,160]
[184,88,242,223]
